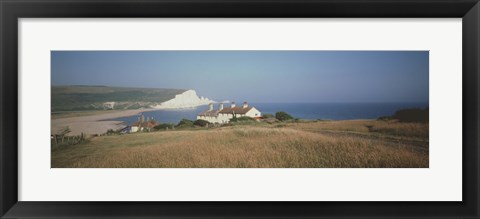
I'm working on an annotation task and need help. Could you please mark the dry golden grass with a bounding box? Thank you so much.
[51,120,428,168]
[285,120,429,139]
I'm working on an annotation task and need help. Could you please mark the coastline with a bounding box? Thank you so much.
[51,108,152,136]
[51,102,427,136]
[51,103,210,136]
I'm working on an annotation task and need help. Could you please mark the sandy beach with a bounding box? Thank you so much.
[50,88,215,136]
[51,109,148,136]
[51,101,210,136]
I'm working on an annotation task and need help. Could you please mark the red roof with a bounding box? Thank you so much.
[218,106,253,115]
[132,121,159,128]
[198,109,220,117]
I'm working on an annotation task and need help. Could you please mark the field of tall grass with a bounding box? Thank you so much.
[285,120,429,139]
[51,120,428,168]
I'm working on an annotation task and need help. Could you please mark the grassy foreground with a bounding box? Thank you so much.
[51,120,429,168]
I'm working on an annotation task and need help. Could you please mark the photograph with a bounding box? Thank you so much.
[51,50,429,168]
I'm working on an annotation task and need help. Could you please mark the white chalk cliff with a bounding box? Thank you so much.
[156,89,214,109]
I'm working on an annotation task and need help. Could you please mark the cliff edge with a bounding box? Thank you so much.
[156,90,214,109]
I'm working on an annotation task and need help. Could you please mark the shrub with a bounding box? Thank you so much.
[154,123,175,130]
[262,117,279,124]
[194,119,211,127]
[275,111,294,121]
[230,116,256,122]
[392,108,429,123]
[176,119,194,128]
[262,113,275,119]
[229,116,259,126]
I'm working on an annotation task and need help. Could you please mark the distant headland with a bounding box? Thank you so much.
[51,85,214,112]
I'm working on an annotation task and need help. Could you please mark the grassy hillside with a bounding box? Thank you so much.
[51,120,429,168]
[51,85,186,112]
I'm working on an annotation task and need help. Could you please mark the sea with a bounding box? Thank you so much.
[112,102,429,126]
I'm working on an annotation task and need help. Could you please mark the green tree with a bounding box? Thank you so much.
[262,113,274,118]
[275,111,294,121]
[154,123,175,130]
[194,119,211,127]
[106,129,117,135]
[230,116,255,122]
[176,118,194,128]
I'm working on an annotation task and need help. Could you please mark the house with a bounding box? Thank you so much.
[103,102,115,110]
[197,102,262,124]
[130,123,141,132]
[129,114,159,132]
[197,103,221,123]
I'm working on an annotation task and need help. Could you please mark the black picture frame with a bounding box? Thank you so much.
[1,0,479,218]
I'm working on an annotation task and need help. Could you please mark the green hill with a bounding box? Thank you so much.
[51,85,186,112]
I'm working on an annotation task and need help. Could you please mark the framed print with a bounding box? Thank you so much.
[1,0,479,218]
[48,50,430,169]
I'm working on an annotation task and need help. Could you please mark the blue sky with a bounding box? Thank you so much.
[51,51,429,103]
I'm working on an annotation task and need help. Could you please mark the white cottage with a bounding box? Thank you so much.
[197,102,261,124]
[103,102,115,110]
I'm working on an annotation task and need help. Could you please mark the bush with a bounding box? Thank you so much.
[176,119,194,128]
[262,113,274,119]
[154,123,175,130]
[106,129,117,135]
[262,117,279,124]
[275,111,294,121]
[230,116,256,122]
[392,108,429,123]
[194,119,211,127]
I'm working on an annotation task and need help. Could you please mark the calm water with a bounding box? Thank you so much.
[112,102,428,126]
